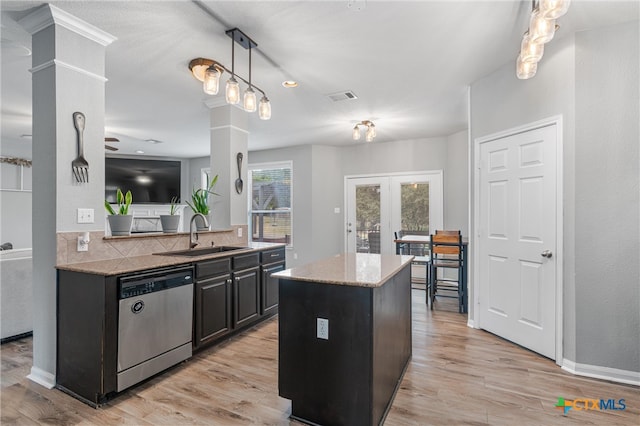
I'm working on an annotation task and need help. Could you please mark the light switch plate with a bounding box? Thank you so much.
[334,207,340,214]
[77,208,94,223]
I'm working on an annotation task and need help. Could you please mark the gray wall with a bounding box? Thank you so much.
[250,135,469,267]
[574,21,639,372]
[470,21,639,373]
[445,129,469,236]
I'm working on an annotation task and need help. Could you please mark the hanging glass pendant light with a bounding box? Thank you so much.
[516,55,537,79]
[520,31,544,64]
[226,77,240,104]
[352,125,361,140]
[540,0,571,19]
[259,96,271,120]
[243,44,257,112]
[244,87,257,112]
[529,9,556,44]
[203,65,221,95]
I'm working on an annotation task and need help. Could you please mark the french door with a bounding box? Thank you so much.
[345,172,443,255]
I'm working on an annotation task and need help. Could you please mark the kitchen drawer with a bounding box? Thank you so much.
[196,258,231,279]
[261,247,285,264]
[233,252,259,270]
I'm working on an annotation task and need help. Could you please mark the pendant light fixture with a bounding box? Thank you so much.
[515,0,570,80]
[225,33,240,105]
[243,44,257,112]
[189,28,271,118]
[352,120,376,142]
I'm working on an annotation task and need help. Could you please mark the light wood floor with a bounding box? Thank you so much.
[2,290,638,425]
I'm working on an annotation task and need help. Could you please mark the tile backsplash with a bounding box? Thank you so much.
[57,226,247,265]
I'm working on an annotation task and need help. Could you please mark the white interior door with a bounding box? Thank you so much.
[478,125,557,359]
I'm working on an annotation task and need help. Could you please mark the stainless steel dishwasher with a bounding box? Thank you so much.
[117,266,194,392]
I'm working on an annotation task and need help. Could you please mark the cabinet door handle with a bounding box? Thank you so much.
[226,279,232,285]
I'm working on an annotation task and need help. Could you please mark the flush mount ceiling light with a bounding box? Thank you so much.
[189,28,271,120]
[282,80,298,88]
[516,0,570,79]
[352,120,376,142]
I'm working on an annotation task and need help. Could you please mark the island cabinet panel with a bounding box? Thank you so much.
[277,257,412,426]
[57,270,118,406]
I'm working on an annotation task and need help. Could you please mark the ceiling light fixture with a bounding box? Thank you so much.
[516,0,570,79]
[352,120,376,142]
[282,80,298,88]
[190,28,271,120]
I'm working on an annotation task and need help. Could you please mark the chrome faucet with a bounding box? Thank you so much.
[189,213,209,249]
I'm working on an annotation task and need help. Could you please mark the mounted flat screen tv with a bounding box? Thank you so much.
[105,158,181,204]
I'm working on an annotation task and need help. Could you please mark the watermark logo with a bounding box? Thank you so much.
[555,397,626,416]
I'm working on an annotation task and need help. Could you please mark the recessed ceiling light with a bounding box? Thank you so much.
[282,80,298,88]
[145,139,163,144]
[135,150,145,154]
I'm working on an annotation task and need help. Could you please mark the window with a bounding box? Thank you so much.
[248,162,292,247]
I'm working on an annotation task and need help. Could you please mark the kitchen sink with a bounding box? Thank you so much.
[154,246,250,257]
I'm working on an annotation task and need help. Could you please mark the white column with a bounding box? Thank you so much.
[206,100,249,230]
[19,4,115,388]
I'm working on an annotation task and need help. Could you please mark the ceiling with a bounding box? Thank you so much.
[1,1,638,158]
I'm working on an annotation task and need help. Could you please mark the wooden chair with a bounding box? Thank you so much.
[429,233,465,313]
[435,230,461,236]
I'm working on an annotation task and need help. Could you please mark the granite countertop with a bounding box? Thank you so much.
[56,242,285,276]
[273,253,413,288]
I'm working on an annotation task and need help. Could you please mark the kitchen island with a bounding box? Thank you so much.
[274,253,413,426]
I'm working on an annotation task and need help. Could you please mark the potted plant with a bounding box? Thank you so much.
[186,175,219,231]
[105,188,133,236]
[160,196,181,233]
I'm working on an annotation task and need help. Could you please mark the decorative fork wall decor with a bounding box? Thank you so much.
[72,111,89,183]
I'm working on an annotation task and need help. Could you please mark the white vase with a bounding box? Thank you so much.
[107,215,132,236]
[160,215,180,233]
[194,213,210,232]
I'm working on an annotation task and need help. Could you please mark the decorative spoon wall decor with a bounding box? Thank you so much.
[235,152,244,194]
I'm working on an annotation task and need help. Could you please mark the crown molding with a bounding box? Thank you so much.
[30,59,108,82]
[19,4,116,46]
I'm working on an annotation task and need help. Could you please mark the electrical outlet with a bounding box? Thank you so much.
[237,227,243,237]
[77,236,89,252]
[317,318,329,340]
[77,208,94,223]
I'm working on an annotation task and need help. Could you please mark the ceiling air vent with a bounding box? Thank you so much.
[326,91,358,102]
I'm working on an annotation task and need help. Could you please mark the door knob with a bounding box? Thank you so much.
[541,250,553,258]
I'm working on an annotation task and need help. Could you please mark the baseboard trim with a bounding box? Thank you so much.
[562,359,640,386]
[467,319,477,328]
[27,366,55,389]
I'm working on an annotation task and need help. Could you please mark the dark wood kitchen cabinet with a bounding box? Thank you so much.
[261,247,286,315]
[232,252,260,328]
[194,258,232,349]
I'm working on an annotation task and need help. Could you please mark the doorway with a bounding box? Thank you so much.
[474,118,563,361]
[345,172,443,255]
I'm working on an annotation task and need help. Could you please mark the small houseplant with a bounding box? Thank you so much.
[160,196,181,233]
[105,188,133,236]
[186,175,219,231]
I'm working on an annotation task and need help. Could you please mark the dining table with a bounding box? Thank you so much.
[394,234,469,313]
